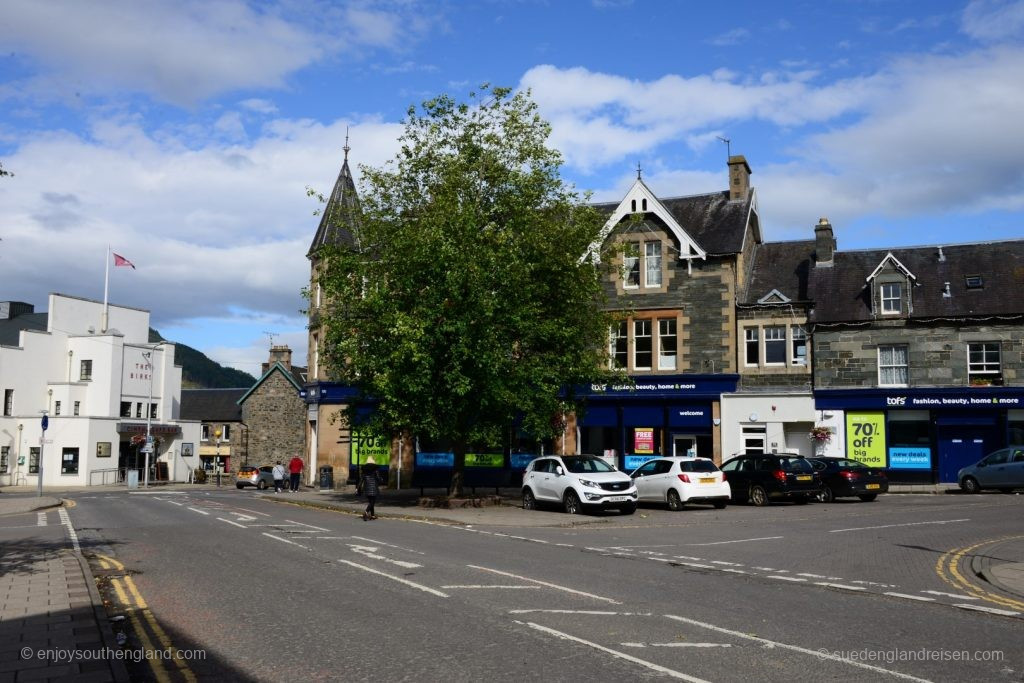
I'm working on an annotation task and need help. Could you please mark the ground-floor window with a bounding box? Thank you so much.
[0,446,8,473]
[29,447,40,474]
[1009,410,1024,445]
[580,426,617,458]
[61,447,80,475]
[742,426,766,453]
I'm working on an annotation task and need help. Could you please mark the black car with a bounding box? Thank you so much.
[807,457,888,502]
[720,454,821,506]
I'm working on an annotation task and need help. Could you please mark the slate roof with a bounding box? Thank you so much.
[180,388,245,421]
[593,191,754,256]
[742,240,815,304]
[308,155,359,256]
[237,362,305,405]
[809,240,1024,323]
[0,311,47,347]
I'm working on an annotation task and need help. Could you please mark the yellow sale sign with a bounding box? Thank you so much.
[845,413,886,468]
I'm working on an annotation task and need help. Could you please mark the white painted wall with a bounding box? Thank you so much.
[720,392,844,459]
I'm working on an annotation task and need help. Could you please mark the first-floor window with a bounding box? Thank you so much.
[645,241,662,287]
[0,446,8,473]
[120,401,131,417]
[74,401,80,416]
[879,345,909,386]
[29,447,40,474]
[61,448,80,475]
[80,359,93,381]
[658,318,677,370]
[3,389,12,416]
[150,403,157,419]
[791,326,807,365]
[135,403,143,418]
[54,401,61,416]
[222,424,232,441]
[633,320,652,370]
[623,253,640,288]
[968,342,1001,382]
[201,424,210,441]
[609,322,628,369]
[744,328,759,366]
[765,326,786,364]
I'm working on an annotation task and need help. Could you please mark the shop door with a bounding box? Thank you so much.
[938,426,990,483]
[672,435,697,458]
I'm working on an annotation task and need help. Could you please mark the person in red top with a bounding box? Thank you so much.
[288,456,304,492]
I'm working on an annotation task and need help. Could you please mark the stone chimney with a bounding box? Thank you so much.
[814,217,836,267]
[727,155,752,202]
[262,345,293,374]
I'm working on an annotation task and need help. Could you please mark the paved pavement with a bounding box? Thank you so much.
[0,495,129,682]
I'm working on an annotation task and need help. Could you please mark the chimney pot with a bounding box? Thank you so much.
[814,218,836,267]
[727,155,752,202]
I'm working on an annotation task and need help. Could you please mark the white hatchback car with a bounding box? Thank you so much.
[629,457,730,510]
[522,455,638,515]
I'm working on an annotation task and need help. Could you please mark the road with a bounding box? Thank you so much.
[59,489,1024,682]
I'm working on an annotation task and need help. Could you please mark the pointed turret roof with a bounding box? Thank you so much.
[308,140,359,257]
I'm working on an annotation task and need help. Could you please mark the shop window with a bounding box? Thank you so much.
[744,328,759,366]
[580,426,618,460]
[791,326,807,366]
[609,322,628,369]
[633,320,652,370]
[881,283,901,314]
[61,448,80,475]
[968,342,1001,384]
[29,447,40,474]
[764,326,786,365]
[80,359,93,381]
[658,318,676,370]
[879,345,908,386]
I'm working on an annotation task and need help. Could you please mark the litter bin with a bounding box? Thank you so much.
[319,465,334,490]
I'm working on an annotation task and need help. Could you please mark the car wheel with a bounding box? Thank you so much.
[667,489,684,511]
[858,494,878,502]
[564,490,582,515]
[620,504,636,515]
[960,476,980,494]
[523,488,537,511]
[235,483,244,489]
[749,485,769,507]
[713,500,727,510]
[257,480,267,490]
[816,486,834,503]
[793,495,810,505]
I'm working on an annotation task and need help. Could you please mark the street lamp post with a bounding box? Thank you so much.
[214,428,222,487]
[142,344,163,488]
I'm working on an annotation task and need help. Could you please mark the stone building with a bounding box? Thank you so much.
[239,346,307,476]
[179,388,246,472]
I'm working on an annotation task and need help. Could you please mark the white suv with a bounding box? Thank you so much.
[522,455,637,515]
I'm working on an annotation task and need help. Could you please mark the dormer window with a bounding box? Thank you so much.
[881,283,901,314]
[624,254,640,288]
[965,275,983,290]
[645,242,662,287]
[622,240,663,290]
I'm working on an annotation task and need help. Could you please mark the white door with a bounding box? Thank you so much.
[673,435,697,458]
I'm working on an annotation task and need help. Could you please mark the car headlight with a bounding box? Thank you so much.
[578,478,600,489]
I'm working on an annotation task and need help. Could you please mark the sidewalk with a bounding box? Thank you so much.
[0,498,129,682]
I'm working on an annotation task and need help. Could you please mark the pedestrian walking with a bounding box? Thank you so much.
[288,455,304,492]
[359,457,382,521]
[272,461,286,493]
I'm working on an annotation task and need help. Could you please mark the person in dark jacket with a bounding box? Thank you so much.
[359,457,382,521]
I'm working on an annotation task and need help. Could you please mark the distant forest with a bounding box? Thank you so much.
[151,330,257,388]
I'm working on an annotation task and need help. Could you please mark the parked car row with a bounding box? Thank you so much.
[521,453,891,514]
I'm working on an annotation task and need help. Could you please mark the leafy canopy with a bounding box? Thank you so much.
[316,85,619,459]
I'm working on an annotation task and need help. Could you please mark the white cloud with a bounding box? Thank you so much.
[962,0,1024,42]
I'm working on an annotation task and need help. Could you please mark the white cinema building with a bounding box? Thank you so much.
[0,293,200,487]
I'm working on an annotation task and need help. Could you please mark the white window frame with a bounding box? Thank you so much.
[764,326,786,365]
[201,424,210,441]
[623,253,640,289]
[790,326,807,366]
[744,328,759,366]
[658,318,677,370]
[609,322,628,369]
[80,359,93,381]
[644,241,662,287]
[879,344,909,387]
[968,342,1000,379]
[633,319,652,370]
[881,283,901,314]
[222,424,232,442]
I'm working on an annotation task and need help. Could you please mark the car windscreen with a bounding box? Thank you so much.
[562,456,615,473]
[779,457,814,473]
[680,460,719,472]
[836,459,868,469]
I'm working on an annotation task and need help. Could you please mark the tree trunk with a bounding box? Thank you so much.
[449,444,466,498]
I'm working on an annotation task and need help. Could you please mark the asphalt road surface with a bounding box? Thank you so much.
[62,490,1024,682]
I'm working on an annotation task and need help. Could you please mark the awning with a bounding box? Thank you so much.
[622,406,664,427]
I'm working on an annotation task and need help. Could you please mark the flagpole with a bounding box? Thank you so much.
[101,245,110,333]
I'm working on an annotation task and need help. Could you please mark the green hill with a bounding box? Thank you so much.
[150,329,257,388]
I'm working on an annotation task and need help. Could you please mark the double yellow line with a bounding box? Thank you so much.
[94,554,197,682]
[935,535,1024,612]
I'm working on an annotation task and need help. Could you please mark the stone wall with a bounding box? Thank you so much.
[241,370,306,469]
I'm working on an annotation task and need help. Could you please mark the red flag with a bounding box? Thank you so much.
[113,253,136,269]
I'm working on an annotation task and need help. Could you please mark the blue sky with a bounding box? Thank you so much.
[2,0,1023,376]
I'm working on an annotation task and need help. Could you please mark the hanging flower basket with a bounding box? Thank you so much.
[809,426,832,444]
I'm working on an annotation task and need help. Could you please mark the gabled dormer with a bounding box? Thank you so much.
[865,252,917,317]
[756,289,791,305]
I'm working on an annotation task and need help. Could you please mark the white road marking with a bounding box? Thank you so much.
[217,518,247,528]
[921,590,979,600]
[284,519,330,531]
[829,519,969,533]
[232,514,257,522]
[263,533,309,549]
[510,610,652,616]
[233,507,271,517]
[348,545,422,568]
[797,573,827,579]
[622,643,732,649]
[37,512,47,526]
[686,536,783,546]
[884,592,936,602]
[664,614,934,682]
[58,507,80,553]
[672,561,715,569]
[814,582,867,592]
[167,500,185,506]
[351,536,427,555]
[953,604,1020,616]
[710,560,743,566]
[337,559,448,598]
[442,585,541,590]
[130,491,187,495]
[521,621,710,683]
[767,575,807,582]
[187,507,210,516]
[468,565,621,604]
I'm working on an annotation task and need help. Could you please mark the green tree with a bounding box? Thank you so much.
[316,85,621,496]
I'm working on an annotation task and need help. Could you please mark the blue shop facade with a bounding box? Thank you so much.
[814,387,1024,484]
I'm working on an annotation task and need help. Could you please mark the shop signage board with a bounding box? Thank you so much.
[352,431,390,466]
[634,428,655,454]
[845,412,887,468]
[888,446,931,469]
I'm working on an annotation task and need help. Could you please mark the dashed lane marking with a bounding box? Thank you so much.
[622,642,732,649]
[510,609,652,616]
[217,518,247,528]
[348,544,422,568]
[884,592,936,602]
[921,590,978,600]
[262,532,309,549]
[830,519,969,533]
[186,507,209,516]
[686,536,784,546]
[442,585,541,589]
[351,536,427,555]
[467,565,621,604]
[337,559,449,598]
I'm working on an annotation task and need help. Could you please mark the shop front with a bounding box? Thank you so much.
[575,375,739,470]
[814,387,1024,484]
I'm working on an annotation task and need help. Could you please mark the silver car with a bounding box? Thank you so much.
[958,447,1024,493]
[235,465,275,490]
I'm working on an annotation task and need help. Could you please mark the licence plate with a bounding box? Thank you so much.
[796,475,812,481]
[699,478,716,484]
[866,483,881,490]
[607,496,630,502]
